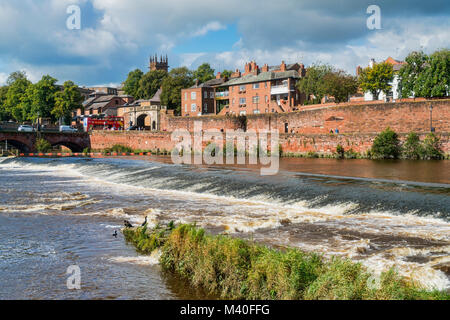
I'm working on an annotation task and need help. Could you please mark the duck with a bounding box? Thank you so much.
[141,216,148,227]
[124,220,133,228]
[112,230,118,238]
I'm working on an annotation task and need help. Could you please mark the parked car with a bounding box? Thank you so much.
[59,125,78,133]
[127,126,138,131]
[18,125,34,132]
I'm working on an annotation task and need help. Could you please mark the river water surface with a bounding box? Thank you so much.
[0,156,449,299]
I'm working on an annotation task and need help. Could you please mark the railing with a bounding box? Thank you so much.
[215,91,229,98]
[270,85,290,95]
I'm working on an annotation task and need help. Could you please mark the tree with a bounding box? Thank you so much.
[29,75,59,121]
[194,63,215,84]
[399,51,428,98]
[123,69,144,98]
[416,49,449,98]
[358,62,394,100]
[322,70,358,103]
[221,70,233,79]
[6,71,27,86]
[0,86,10,121]
[161,67,194,115]
[297,64,333,104]
[136,70,167,99]
[52,81,83,124]
[5,72,31,122]
[370,127,401,159]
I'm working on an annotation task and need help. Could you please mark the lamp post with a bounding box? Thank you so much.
[430,104,434,132]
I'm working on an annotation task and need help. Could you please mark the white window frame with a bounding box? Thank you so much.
[191,103,197,112]
[191,92,196,100]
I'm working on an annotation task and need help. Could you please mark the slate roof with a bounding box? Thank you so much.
[221,70,300,87]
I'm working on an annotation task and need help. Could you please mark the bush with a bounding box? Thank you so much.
[103,144,133,154]
[421,133,443,160]
[402,132,423,159]
[123,224,449,300]
[370,127,401,159]
[336,144,345,159]
[36,138,52,153]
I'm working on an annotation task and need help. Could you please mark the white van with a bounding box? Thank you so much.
[59,125,78,133]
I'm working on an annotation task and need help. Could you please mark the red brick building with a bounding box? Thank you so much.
[181,60,306,117]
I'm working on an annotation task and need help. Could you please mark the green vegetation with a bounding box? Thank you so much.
[103,144,134,154]
[297,64,358,104]
[370,127,401,159]
[160,67,195,115]
[123,223,449,300]
[358,62,394,100]
[193,63,215,84]
[0,71,83,124]
[35,138,52,153]
[399,49,450,99]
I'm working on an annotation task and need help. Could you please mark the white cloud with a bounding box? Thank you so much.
[191,21,226,37]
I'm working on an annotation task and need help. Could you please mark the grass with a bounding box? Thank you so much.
[123,223,449,300]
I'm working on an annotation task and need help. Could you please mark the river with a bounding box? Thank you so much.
[0,156,449,299]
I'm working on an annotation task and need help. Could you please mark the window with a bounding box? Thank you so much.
[191,104,197,112]
[265,82,267,88]
[239,98,246,106]
[253,110,260,114]
[239,85,246,92]
[204,91,207,99]
[232,98,235,106]
[191,92,196,100]
[185,104,187,112]
[240,111,246,115]
[253,83,259,89]
[265,95,268,103]
[210,92,214,99]
[252,96,260,104]
[204,103,208,113]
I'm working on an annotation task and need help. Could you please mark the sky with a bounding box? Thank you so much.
[0,0,449,87]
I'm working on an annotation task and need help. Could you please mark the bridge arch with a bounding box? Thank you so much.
[0,138,32,153]
[50,141,85,153]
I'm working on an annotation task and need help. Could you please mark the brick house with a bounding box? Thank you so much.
[181,75,226,116]
[181,60,306,117]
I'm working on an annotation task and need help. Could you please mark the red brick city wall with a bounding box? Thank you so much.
[247,99,450,134]
[89,131,450,154]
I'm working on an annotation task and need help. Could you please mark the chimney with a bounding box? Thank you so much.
[280,61,286,72]
[244,63,251,75]
[195,80,199,87]
[299,63,306,77]
[216,72,221,79]
[262,64,269,73]
[231,69,241,78]
[251,61,259,75]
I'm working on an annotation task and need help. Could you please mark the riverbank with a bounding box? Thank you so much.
[123,223,450,300]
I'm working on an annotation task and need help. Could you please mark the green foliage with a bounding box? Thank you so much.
[0,86,10,121]
[136,70,167,99]
[421,133,443,160]
[358,62,394,100]
[52,81,83,123]
[123,224,449,300]
[297,64,333,104]
[402,132,423,160]
[221,70,233,79]
[30,75,59,121]
[297,64,357,104]
[123,69,144,98]
[193,63,215,84]
[161,67,194,115]
[400,49,450,98]
[36,138,52,153]
[321,70,358,103]
[370,127,401,159]
[5,72,32,122]
[103,144,133,154]
[336,144,345,159]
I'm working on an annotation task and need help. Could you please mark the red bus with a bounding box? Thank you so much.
[83,116,124,132]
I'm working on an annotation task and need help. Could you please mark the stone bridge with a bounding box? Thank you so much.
[0,131,90,153]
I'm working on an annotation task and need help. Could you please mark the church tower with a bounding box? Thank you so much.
[149,54,169,72]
